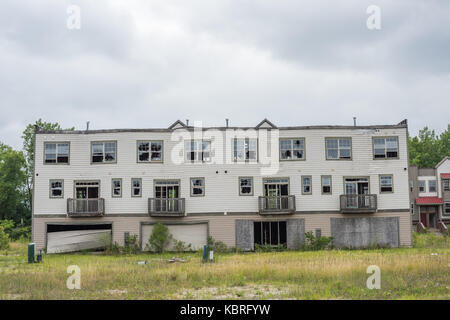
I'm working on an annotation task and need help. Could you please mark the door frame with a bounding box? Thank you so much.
[73,180,101,199]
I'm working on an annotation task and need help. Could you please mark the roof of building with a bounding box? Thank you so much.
[35,119,408,135]
[416,196,443,205]
[435,156,450,169]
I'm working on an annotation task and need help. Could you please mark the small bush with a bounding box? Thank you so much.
[207,236,228,253]
[123,234,141,254]
[0,226,10,250]
[146,223,172,253]
[303,231,333,251]
[173,239,192,252]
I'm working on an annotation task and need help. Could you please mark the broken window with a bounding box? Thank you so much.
[444,202,450,216]
[131,178,142,197]
[45,143,69,164]
[321,176,332,194]
[280,138,304,160]
[112,179,122,197]
[233,138,257,162]
[373,137,398,159]
[380,175,393,193]
[325,138,351,160]
[302,176,312,194]
[138,141,163,162]
[92,141,116,163]
[190,178,205,196]
[254,221,287,246]
[185,140,211,162]
[444,180,450,191]
[239,177,253,196]
[50,180,63,198]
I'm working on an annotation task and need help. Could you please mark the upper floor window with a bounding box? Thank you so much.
[321,176,332,194]
[428,180,436,192]
[112,178,122,197]
[373,137,399,159]
[131,178,142,197]
[301,176,312,195]
[444,180,450,191]
[91,141,117,163]
[49,180,63,198]
[190,177,205,196]
[137,141,163,162]
[380,175,393,193]
[418,180,425,192]
[280,138,305,160]
[233,138,257,162]
[325,138,351,160]
[239,177,253,196]
[185,140,211,162]
[44,142,69,164]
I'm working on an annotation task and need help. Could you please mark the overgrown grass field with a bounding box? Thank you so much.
[0,233,448,300]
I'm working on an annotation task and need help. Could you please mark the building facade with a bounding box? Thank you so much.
[32,119,412,253]
[410,156,450,230]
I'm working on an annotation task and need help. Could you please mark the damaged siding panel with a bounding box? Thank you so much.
[47,229,111,254]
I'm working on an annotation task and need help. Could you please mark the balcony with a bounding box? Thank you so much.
[258,195,296,214]
[67,198,105,217]
[148,198,185,217]
[340,194,377,213]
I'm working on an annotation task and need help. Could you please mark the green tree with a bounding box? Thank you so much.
[146,223,172,253]
[409,125,449,168]
[21,119,74,213]
[0,143,27,222]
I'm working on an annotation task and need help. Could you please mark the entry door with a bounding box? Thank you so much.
[345,178,369,208]
[357,181,369,208]
[155,181,180,212]
[264,180,289,209]
[75,182,99,212]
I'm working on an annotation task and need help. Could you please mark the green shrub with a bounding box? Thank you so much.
[0,220,31,241]
[207,236,228,253]
[146,223,172,253]
[173,239,192,252]
[303,231,333,251]
[0,226,10,250]
[123,234,141,254]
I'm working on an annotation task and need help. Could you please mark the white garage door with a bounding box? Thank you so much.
[141,223,207,251]
[47,229,111,253]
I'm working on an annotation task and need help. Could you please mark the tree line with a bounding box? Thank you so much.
[0,121,448,233]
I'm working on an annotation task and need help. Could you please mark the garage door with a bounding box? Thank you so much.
[141,223,207,251]
[47,224,112,254]
[330,217,399,248]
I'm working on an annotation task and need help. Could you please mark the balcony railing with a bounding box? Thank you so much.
[148,198,185,216]
[258,195,296,214]
[67,198,105,217]
[340,194,377,213]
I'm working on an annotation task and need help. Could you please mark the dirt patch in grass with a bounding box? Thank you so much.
[175,284,287,299]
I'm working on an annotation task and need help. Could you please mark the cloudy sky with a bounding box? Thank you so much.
[1,0,449,149]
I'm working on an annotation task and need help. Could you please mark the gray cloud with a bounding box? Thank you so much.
[0,0,449,149]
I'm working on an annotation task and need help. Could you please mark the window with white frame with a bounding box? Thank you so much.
[280,138,305,160]
[233,138,257,162]
[444,202,450,216]
[373,137,399,159]
[302,176,312,195]
[325,138,351,160]
[44,143,69,164]
[185,140,211,162]
[131,178,142,197]
[92,141,116,163]
[428,180,436,192]
[418,180,425,192]
[190,178,205,196]
[239,177,253,196]
[137,141,163,162]
[321,176,332,194]
[49,180,63,198]
[444,179,450,191]
[112,179,122,197]
[380,175,393,193]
